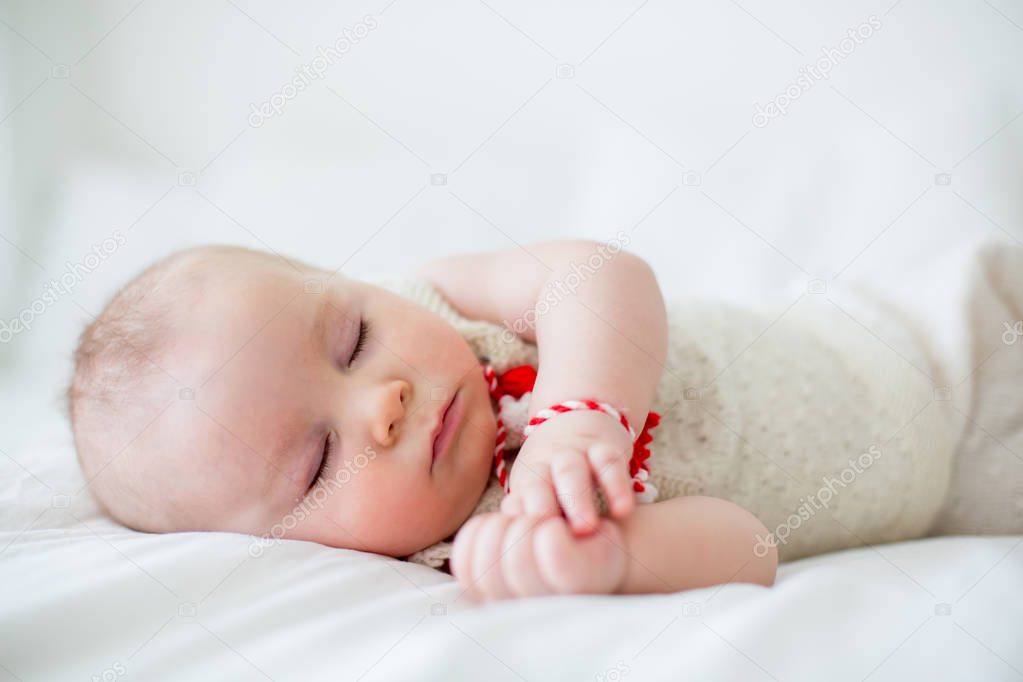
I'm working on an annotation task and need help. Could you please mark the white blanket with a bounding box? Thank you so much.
[1,400,1021,681]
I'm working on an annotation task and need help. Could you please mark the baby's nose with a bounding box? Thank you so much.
[372,380,410,447]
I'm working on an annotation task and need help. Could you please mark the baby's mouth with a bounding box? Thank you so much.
[431,388,461,471]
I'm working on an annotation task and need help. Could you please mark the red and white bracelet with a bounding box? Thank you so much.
[523,399,637,441]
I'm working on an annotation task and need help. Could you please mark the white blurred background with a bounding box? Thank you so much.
[1,0,1021,422]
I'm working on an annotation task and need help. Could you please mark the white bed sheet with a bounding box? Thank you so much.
[1,367,1022,682]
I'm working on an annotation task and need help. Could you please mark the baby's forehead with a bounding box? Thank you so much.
[168,269,309,362]
[172,250,306,304]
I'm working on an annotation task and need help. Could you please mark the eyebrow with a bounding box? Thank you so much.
[311,298,329,348]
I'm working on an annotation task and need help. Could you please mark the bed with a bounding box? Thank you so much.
[1,374,1021,680]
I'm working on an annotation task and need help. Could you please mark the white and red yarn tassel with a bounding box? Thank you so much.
[482,363,535,493]
[481,361,660,503]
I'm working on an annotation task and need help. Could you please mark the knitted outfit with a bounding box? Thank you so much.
[380,241,1023,569]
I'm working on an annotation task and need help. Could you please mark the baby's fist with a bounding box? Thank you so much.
[450,512,626,601]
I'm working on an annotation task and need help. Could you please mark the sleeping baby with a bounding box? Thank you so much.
[67,239,1023,600]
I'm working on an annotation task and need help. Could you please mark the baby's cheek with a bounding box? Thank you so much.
[350,469,445,534]
[275,488,371,550]
[429,321,477,369]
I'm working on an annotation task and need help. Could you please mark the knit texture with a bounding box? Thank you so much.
[378,276,960,568]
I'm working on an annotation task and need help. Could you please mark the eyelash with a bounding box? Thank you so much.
[310,430,335,491]
[349,319,370,366]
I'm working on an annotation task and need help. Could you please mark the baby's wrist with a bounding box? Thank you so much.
[518,408,633,454]
[524,398,637,442]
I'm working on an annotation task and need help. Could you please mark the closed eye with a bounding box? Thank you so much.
[308,430,334,492]
[349,319,370,366]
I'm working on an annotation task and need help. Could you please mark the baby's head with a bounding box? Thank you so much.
[68,245,496,556]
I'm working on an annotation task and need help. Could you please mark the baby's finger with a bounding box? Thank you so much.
[589,443,635,518]
[500,494,523,516]
[537,517,626,594]
[550,452,598,534]
[450,515,487,597]
[469,515,514,601]
[501,516,554,597]
[519,464,559,518]
[522,482,559,518]
[532,516,583,594]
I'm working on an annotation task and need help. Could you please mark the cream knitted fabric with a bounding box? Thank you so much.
[378,275,962,568]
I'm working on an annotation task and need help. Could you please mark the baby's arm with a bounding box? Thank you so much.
[451,496,777,599]
[417,240,668,530]
[614,495,777,593]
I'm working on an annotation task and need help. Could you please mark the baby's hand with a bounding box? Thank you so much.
[450,512,626,601]
[502,410,636,534]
